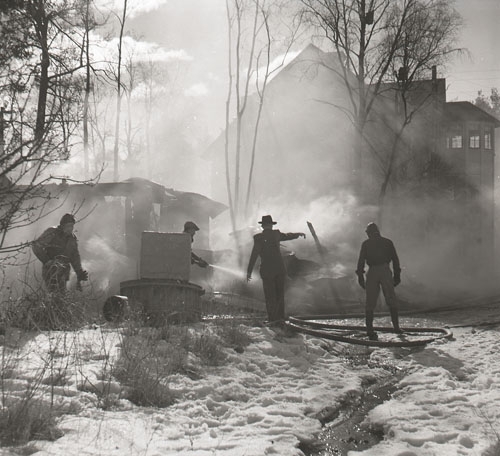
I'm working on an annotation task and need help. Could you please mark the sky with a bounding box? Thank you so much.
[121,0,500,136]
[445,0,500,101]
[1,305,500,455]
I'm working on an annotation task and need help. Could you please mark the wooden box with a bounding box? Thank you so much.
[140,232,191,281]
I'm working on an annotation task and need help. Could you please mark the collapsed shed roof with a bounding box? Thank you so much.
[39,177,228,219]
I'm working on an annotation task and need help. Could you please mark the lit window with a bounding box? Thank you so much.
[484,127,492,150]
[446,124,463,149]
[446,135,463,149]
[469,129,480,149]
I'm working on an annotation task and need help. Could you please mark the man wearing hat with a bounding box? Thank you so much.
[355,222,402,340]
[32,213,89,292]
[246,215,306,326]
[183,221,209,268]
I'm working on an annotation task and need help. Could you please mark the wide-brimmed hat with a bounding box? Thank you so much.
[258,215,277,225]
[184,221,199,231]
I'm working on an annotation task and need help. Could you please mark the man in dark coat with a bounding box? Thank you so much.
[32,213,89,292]
[183,221,209,268]
[356,222,402,340]
[246,215,306,325]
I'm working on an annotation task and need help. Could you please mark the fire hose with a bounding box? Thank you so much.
[286,315,453,348]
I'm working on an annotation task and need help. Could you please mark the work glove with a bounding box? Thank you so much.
[77,269,89,282]
[393,272,401,287]
[357,273,365,289]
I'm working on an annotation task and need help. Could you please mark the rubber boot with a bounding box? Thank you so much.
[366,310,378,340]
[390,308,403,334]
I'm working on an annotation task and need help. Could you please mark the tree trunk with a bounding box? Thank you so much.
[112,0,127,181]
[35,23,49,143]
[83,0,91,179]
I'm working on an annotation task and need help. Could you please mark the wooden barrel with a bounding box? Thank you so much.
[120,279,204,324]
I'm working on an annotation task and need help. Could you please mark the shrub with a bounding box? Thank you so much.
[0,398,63,446]
[191,332,226,366]
[0,285,100,331]
[113,321,254,407]
[112,328,183,408]
[483,441,500,456]
[215,321,252,348]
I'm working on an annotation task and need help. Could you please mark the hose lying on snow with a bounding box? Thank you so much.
[287,315,453,348]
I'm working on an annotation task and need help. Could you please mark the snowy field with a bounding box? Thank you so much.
[0,303,499,456]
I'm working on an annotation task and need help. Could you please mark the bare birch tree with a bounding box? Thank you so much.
[224,0,300,239]
[111,0,127,181]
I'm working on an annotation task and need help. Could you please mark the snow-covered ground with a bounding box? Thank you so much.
[1,304,500,456]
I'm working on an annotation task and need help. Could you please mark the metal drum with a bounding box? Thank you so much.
[120,278,204,324]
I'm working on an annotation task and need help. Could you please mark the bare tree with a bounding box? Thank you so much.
[20,0,88,143]
[243,3,300,217]
[81,0,104,179]
[224,0,299,239]
[137,58,165,180]
[122,50,142,171]
[0,0,93,263]
[111,0,128,181]
[299,0,462,206]
[474,88,500,119]
[87,78,114,176]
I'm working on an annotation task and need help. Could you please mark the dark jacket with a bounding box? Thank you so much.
[356,234,401,275]
[32,226,84,274]
[247,229,302,278]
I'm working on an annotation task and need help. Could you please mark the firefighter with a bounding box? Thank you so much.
[246,215,306,326]
[355,222,402,340]
[32,213,89,293]
[183,221,209,268]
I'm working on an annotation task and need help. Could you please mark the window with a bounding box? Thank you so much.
[446,123,463,149]
[484,127,493,150]
[449,135,463,148]
[469,126,480,149]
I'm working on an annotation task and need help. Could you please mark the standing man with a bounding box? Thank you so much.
[246,215,306,326]
[356,222,402,340]
[183,221,209,268]
[32,213,89,293]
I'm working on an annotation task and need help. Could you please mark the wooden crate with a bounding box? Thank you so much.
[140,232,191,281]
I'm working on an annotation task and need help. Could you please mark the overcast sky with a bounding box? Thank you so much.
[447,0,500,101]
[121,0,500,135]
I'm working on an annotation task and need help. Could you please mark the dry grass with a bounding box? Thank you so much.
[1,285,101,331]
[0,282,257,448]
[0,398,63,446]
[113,318,254,407]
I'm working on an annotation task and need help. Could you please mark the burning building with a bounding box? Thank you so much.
[26,177,227,294]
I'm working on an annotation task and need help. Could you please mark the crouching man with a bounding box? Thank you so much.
[32,213,89,293]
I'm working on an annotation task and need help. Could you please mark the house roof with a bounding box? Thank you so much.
[444,102,500,127]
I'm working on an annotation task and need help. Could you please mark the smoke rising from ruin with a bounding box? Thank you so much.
[1,0,500,312]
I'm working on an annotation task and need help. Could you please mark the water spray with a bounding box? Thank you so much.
[208,264,245,279]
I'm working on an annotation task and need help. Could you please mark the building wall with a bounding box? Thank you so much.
[440,118,497,273]
[205,45,355,220]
